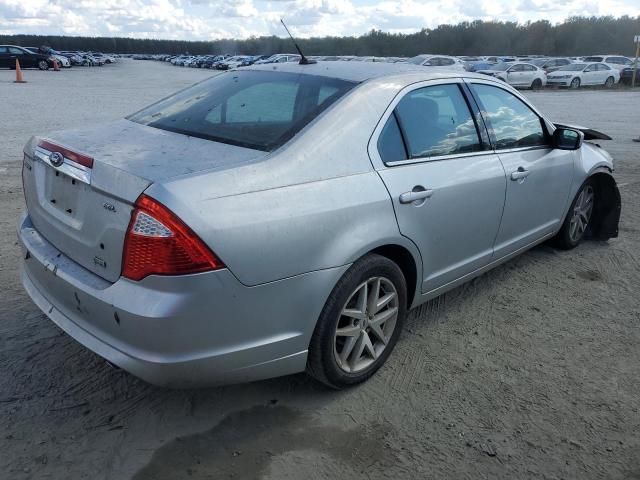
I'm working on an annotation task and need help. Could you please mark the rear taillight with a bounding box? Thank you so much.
[122,195,224,281]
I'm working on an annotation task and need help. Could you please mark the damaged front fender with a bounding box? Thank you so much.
[587,169,621,240]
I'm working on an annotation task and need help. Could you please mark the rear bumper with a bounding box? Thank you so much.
[18,213,347,387]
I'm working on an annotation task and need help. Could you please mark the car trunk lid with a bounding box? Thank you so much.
[22,119,266,283]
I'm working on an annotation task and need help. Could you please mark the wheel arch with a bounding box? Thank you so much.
[369,243,420,309]
[587,170,621,240]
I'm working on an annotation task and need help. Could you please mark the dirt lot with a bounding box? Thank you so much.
[1,60,639,480]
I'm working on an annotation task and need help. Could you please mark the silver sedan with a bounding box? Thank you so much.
[18,62,621,388]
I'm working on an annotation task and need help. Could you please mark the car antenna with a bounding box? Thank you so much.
[280,19,316,65]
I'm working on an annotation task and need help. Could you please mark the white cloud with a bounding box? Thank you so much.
[0,0,637,39]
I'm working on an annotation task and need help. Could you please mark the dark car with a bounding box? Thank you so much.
[240,55,270,66]
[0,45,51,70]
[620,64,640,85]
[203,55,228,69]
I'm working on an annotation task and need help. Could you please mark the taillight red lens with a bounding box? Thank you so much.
[122,195,224,281]
[37,139,94,168]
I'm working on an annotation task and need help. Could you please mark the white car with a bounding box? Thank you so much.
[476,62,547,89]
[406,55,467,70]
[583,55,632,71]
[546,62,620,88]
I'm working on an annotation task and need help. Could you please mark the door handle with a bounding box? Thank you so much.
[511,167,530,181]
[399,188,433,204]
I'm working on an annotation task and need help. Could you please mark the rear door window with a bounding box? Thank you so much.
[388,84,482,160]
[377,114,407,163]
[470,84,548,149]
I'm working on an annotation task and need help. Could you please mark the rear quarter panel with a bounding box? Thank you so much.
[148,171,418,286]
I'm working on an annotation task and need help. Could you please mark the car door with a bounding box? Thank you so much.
[8,47,30,68]
[506,64,524,86]
[467,81,574,257]
[583,64,599,84]
[521,64,537,84]
[372,81,506,293]
[598,64,613,83]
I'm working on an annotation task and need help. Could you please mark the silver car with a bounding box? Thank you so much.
[18,62,621,388]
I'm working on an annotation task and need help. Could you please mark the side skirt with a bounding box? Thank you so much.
[411,232,555,309]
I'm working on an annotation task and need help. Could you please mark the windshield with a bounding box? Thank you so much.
[531,59,548,66]
[583,57,603,62]
[489,63,511,71]
[128,70,356,152]
[407,56,429,65]
[556,64,587,71]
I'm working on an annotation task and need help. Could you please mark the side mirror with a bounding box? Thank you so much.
[553,127,583,150]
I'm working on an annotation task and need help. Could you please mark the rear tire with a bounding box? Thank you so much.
[570,77,581,89]
[38,60,49,71]
[307,254,407,389]
[604,76,614,88]
[554,180,595,250]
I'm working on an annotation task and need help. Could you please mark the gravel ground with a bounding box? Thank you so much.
[1,60,639,480]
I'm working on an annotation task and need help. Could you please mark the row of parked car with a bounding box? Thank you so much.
[136,51,639,89]
[133,53,303,69]
[0,45,119,70]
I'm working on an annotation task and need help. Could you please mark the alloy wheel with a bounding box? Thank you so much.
[334,276,399,373]
[569,185,594,243]
[570,78,580,89]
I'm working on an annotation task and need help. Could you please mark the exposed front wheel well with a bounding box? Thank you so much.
[587,171,621,240]
[370,244,418,308]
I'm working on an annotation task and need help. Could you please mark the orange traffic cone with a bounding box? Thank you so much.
[53,58,60,71]
[14,59,26,83]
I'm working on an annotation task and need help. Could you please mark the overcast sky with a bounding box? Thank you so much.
[0,0,638,39]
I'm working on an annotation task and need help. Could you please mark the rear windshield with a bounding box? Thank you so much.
[583,57,603,62]
[128,70,356,151]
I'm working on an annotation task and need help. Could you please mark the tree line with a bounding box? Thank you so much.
[1,16,639,57]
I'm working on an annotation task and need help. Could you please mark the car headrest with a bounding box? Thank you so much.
[397,96,440,126]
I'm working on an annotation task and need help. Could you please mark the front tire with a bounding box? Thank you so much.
[570,77,581,89]
[38,60,49,71]
[604,76,614,88]
[554,181,595,250]
[307,254,407,389]
[531,78,543,90]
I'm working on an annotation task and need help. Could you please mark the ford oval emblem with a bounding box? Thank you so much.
[49,151,64,167]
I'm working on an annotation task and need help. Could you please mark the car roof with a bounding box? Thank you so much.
[245,60,460,82]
